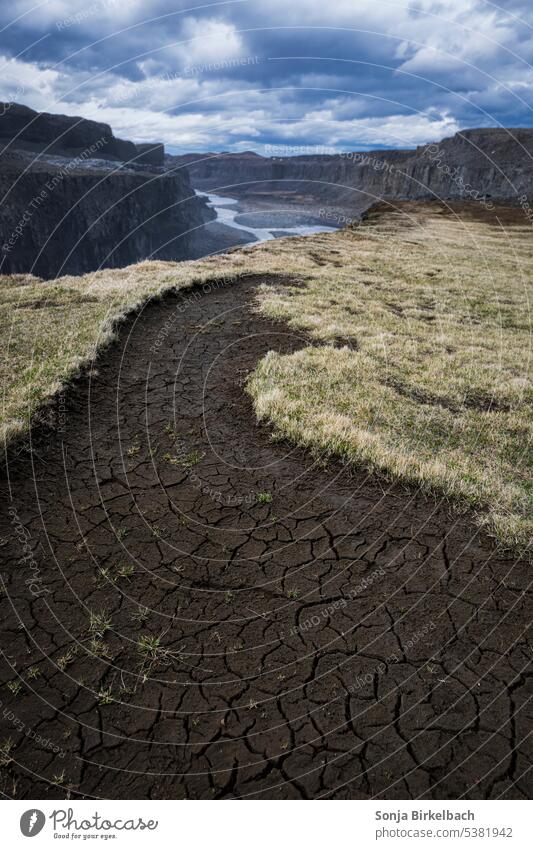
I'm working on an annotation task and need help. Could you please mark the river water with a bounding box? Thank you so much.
[197,191,338,244]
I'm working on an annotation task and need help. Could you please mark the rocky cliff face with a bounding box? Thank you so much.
[0,102,140,161]
[0,104,213,278]
[0,152,213,279]
[173,129,533,208]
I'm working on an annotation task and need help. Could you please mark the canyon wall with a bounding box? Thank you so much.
[0,103,213,278]
[173,129,533,209]
[0,154,212,279]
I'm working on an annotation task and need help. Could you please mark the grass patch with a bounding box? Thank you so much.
[0,260,253,447]
[247,203,532,552]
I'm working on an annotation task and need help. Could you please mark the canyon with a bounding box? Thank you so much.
[0,103,216,278]
[172,127,533,216]
[1,103,532,279]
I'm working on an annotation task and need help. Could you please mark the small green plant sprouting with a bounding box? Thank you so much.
[164,422,175,437]
[53,770,66,785]
[116,527,128,541]
[257,491,273,504]
[97,688,114,705]
[95,567,111,587]
[137,634,162,662]
[26,666,41,680]
[224,590,234,603]
[0,738,14,766]
[163,452,179,465]
[88,638,111,659]
[88,610,111,639]
[131,606,149,624]
[287,588,300,599]
[127,441,140,457]
[181,450,205,469]
[6,680,22,697]
[115,562,135,580]
[57,646,78,672]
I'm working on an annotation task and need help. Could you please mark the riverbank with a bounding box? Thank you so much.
[197,191,339,247]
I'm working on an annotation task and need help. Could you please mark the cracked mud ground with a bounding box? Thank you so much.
[0,273,531,800]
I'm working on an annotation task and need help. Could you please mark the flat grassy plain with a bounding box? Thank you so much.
[1,200,531,551]
[248,202,532,552]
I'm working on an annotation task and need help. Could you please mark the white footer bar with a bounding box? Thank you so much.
[4,799,531,848]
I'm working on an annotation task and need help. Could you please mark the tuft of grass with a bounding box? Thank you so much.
[6,680,22,696]
[26,666,41,680]
[0,738,14,766]
[115,562,135,580]
[137,634,163,662]
[256,491,273,504]
[131,606,150,624]
[163,452,179,465]
[88,638,111,659]
[181,450,205,469]
[95,567,111,588]
[97,688,114,706]
[88,610,111,639]
[57,646,78,672]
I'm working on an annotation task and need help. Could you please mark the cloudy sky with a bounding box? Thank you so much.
[0,0,532,153]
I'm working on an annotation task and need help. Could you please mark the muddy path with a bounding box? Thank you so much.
[0,273,531,800]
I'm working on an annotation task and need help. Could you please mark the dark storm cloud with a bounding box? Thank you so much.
[0,0,531,152]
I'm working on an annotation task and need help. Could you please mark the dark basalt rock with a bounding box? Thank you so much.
[135,142,165,167]
[172,128,533,207]
[0,104,215,278]
[0,101,137,161]
[0,154,214,279]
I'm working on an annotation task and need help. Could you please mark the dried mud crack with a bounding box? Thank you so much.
[0,273,531,800]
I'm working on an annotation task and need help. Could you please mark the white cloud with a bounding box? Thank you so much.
[166,17,245,73]
[0,54,61,109]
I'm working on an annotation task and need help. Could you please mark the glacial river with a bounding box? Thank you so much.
[197,191,338,244]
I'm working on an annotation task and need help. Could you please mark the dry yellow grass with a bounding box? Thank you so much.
[0,262,215,445]
[247,203,533,552]
[1,200,531,551]
[0,225,333,447]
